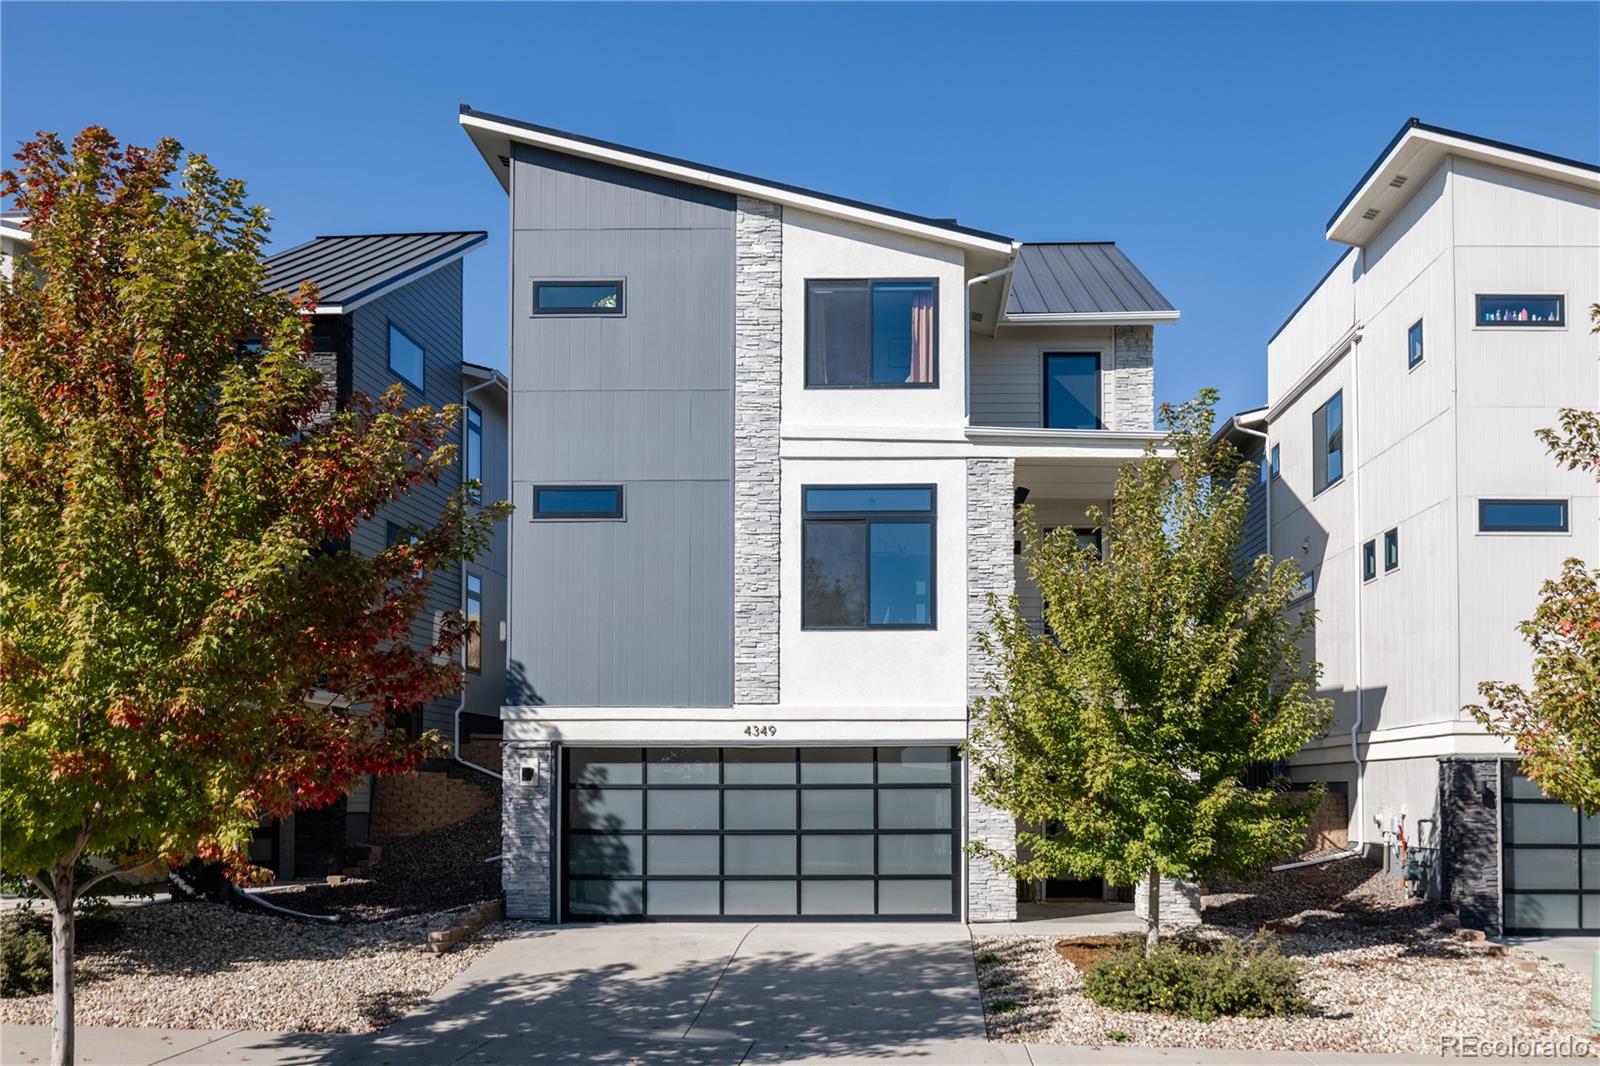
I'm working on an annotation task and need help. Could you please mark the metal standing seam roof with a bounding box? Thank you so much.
[262,231,487,310]
[1005,243,1176,317]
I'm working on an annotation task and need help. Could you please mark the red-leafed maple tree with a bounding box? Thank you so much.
[0,128,508,1066]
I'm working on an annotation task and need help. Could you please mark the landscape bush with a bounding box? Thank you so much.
[1082,935,1309,1021]
[1,910,52,998]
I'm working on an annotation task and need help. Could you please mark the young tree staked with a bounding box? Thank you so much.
[0,129,509,1066]
[966,390,1331,952]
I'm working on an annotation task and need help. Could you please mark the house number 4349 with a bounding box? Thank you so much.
[743,724,778,738]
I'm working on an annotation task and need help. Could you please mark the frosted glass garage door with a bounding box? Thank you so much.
[561,746,958,920]
[1502,764,1600,933]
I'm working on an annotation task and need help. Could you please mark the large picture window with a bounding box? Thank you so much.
[805,280,937,387]
[1476,294,1564,328]
[388,322,425,390]
[1312,391,1343,495]
[1043,352,1101,430]
[802,486,935,628]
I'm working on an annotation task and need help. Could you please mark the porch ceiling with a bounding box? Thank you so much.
[1015,457,1127,499]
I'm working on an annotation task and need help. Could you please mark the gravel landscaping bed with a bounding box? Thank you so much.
[975,857,1592,1054]
[0,902,508,1033]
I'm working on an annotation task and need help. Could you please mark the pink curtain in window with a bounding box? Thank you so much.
[908,291,935,383]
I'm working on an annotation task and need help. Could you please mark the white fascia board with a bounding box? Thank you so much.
[1265,323,1362,423]
[1001,310,1181,326]
[1290,719,1515,764]
[459,113,1017,258]
[0,222,31,243]
[502,704,968,744]
[775,424,1164,461]
[1327,127,1600,245]
[307,246,479,317]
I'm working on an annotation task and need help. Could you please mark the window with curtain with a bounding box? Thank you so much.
[802,486,935,628]
[1044,353,1101,429]
[1313,391,1343,495]
[806,280,937,387]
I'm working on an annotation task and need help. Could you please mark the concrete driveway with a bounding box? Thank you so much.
[342,921,990,1064]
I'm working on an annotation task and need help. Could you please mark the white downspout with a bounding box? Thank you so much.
[454,376,503,782]
[1347,328,1367,858]
[965,261,1016,424]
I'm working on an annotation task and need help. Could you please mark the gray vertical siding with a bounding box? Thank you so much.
[1235,437,1269,570]
[347,259,465,736]
[509,144,735,707]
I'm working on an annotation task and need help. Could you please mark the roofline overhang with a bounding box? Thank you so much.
[458,107,1018,257]
[462,361,508,393]
[1,222,32,243]
[1326,119,1600,246]
[1000,310,1181,327]
[282,233,486,315]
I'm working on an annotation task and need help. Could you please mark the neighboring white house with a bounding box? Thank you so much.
[1260,119,1599,934]
[2,213,31,279]
[460,106,1180,922]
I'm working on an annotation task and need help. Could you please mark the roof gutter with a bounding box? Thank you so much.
[1002,310,1181,326]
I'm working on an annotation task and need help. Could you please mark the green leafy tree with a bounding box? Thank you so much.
[967,390,1331,952]
[0,129,509,1066]
[1469,303,1600,813]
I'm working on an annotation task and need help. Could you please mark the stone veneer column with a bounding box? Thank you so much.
[966,457,1018,921]
[1112,325,1154,431]
[733,197,782,704]
[1134,874,1203,927]
[501,742,554,920]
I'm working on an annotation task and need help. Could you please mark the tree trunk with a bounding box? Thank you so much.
[1145,868,1160,956]
[50,874,75,1066]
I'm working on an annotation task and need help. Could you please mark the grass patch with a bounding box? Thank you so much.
[975,952,1000,966]
[990,998,1022,1015]
[984,977,1008,990]
[1106,1030,1131,1043]
[1082,934,1309,1021]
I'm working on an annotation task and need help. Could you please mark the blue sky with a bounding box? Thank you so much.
[4,2,1597,414]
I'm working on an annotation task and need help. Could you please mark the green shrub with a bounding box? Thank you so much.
[1082,935,1308,1021]
[1,910,52,998]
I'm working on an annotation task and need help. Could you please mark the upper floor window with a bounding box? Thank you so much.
[805,279,937,388]
[464,572,483,672]
[1362,539,1377,582]
[1312,391,1343,495]
[1479,499,1569,533]
[802,486,935,629]
[1269,444,1281,480]
[465,403,483,503]
[388,322,425,390]
[1407,319,1424,369]
[1043,352,1101,430]
[1476,294,1564,328]
[531,485,624,520]
[1384,527,1400,572]
[533,279,624,316]
[1290,569,1315,602]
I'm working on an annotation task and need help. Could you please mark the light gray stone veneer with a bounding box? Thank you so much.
[733,197,782,704]
[966,457,1018,921]
[1134,872,1203,926]
[502,742,554,920]
[1112,325,1154,430]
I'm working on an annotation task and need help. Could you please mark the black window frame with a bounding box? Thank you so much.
[532,278,626,317]
[1269,444,1281,480]
[1500,762,1600,934]
[1475,294,1565,329]
[801,484,937,630]
[387,320,426,390]
[1290,568,1315,603]
[560,746,961,922]
[1478,499,1570,534]
[464,571,483,673]
[1362,539,1377,583]
[1408,319,1424,369]
[1312,390,1344,496]
[804,278,940,390]
[1383,528,1400,572]
[465,402,483,504]
[531,484,626,521]
[1042,351,1103,430]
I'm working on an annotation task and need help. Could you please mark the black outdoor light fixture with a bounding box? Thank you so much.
[1014,486,1031,508]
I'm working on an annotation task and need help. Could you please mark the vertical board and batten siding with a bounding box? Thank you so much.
[463,383,510,723]
[348,259,465,736]
[509,144,735,707]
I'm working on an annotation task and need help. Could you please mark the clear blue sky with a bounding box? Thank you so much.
[4,2,1597,413]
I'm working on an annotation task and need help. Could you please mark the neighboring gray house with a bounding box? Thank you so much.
[254,230,509,876]
[459,106,1181,923]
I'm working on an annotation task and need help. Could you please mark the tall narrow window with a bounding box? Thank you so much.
[802,486,935,628]
[1043,353,1102,430]
[1312,391,1343,495]
[1362,540,1377,582]
[1384,528,1399,572]
[465,403,483,503]
[806,280,937,387]
[464,572,483,672]
[1408,320,1424,369]
[1269,444,1281,479]
[388,322,425,390]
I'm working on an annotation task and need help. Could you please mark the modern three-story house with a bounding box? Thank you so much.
[1256,120,1599,934]
[461,107,1179,922]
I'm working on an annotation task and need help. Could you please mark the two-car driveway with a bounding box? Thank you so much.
[350,921,992,1064]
